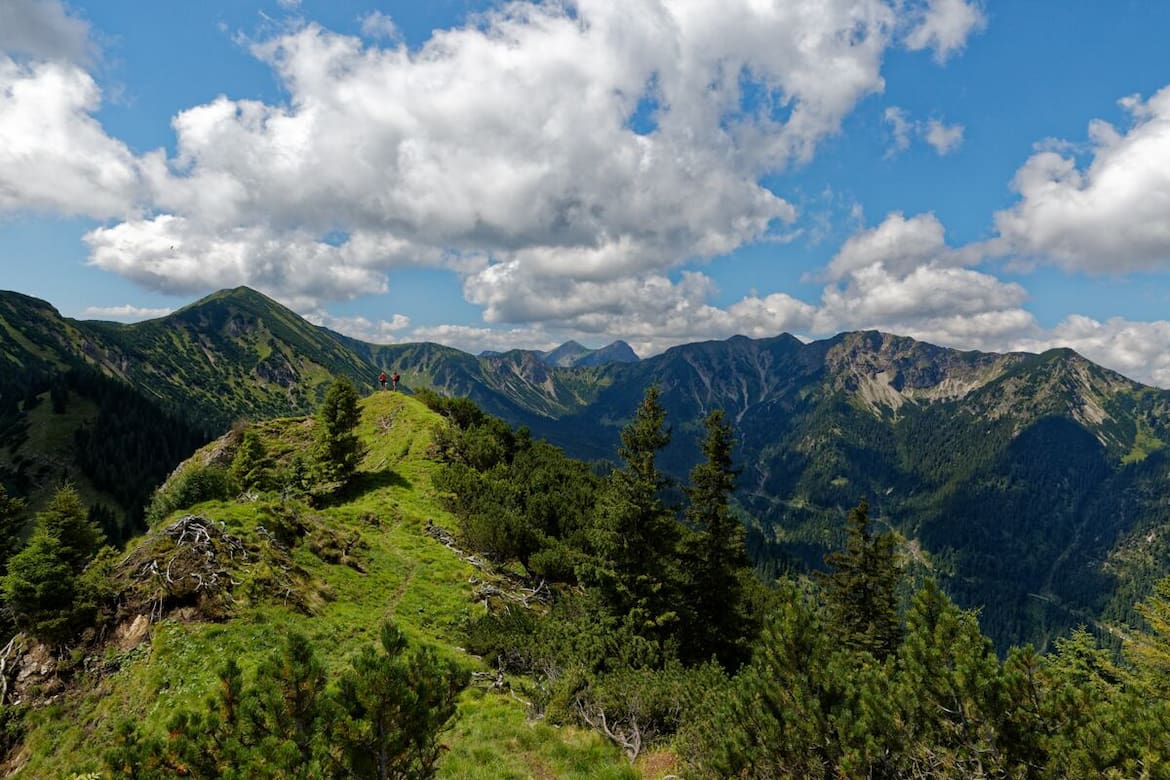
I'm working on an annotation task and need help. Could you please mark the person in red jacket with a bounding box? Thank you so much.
[378,371,388,389]
[391,371,400,390]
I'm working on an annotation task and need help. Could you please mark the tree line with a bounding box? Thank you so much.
[424,385,1170,776]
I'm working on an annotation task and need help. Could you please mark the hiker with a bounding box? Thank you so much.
[391,371,400,391]
[379,371,388,390]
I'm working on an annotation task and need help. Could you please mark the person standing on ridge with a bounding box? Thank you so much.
[391,371,400,391]
[379,371,388,390]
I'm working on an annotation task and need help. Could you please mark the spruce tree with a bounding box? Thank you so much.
[314,378,364,486]
[2,532,78,644]
[819,498,902,659]
[1,485,104,644]
[231,428,273,491]
[585,386,681,637]
[34,483,103,573]
[679,409,752,667]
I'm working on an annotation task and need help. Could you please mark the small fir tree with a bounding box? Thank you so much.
[231,427,273,491]
[34,484,103,573]
[1,484,104,644]
[819,498,902,659]
[314,378,364,486]
[679,409,752,667]
[2,532,78,644]
[584,385,681,638]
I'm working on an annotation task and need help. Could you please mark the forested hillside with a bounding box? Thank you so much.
[0,389,638,778]
[6,383,1170,777]
[6,286,1170,651]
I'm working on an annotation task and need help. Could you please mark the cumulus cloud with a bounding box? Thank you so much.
[806,211,1170,388]
[992,86,1170,273]
[883,106,964,156]
[0,56,142,217]
[0,0,92,64]
[81,304,173,321]
[79,0,919,306]
[815,262,1033,345]
[924,118,964,154]
[884,106,913,155]
[84,215,397,308]
[406,323,561,356]
[360,11,400,41]
[903,0,986,63]
[824,212,955,279]
[306,310,410,344]
[807,211,1036,351]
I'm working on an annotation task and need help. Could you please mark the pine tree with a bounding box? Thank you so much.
[332,621,467,780]
[892,580,1007,776]
[2,532,78,644]
[679,409,752,667]
[1,485,104,644]
[244,632,329,771]
[683,582,848,779]
[314,378,364,486]
[819,499,902,659]
[34,484,103,573]
[231,428,273,492]
[584,386,681,638]
[109,635,332,778]
[1127,574,1170,696]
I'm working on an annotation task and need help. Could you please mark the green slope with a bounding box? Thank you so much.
[9,392,632,778]
[8,285,1170,652]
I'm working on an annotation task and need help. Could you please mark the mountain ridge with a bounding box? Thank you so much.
[5,286,1170,649]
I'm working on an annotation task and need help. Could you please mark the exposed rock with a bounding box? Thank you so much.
[114,614,151,652]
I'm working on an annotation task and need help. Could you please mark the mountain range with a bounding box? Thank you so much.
[3,285,1170,650]
[480,338,639,368]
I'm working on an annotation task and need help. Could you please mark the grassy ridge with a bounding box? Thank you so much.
[14,392,632,778]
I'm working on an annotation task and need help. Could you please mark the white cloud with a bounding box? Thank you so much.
[0,0,92,64]
[924,118,964,154]
[360,11,400,41]
[306,310,410,344]
[84,215,395,307]
[80,304,173,321]
[992,86,1170,273]
[83,1,918,308]
[405,323,561,356]
[807,211,1170,388]
[903,0,986,63]
[805,210,1037,352]
[884,106,964,156]
[276,0,302,9]
[884,106,913,155]
[815,262,1033,344]
[0,56,142,217]
[825,212,954,280]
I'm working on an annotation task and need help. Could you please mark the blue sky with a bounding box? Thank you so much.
[3,1,1170,385]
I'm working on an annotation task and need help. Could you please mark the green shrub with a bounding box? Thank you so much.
[145,465,236,525]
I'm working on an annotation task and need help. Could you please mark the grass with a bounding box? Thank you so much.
[13,391,636,778]
[1122,420,1166,465]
